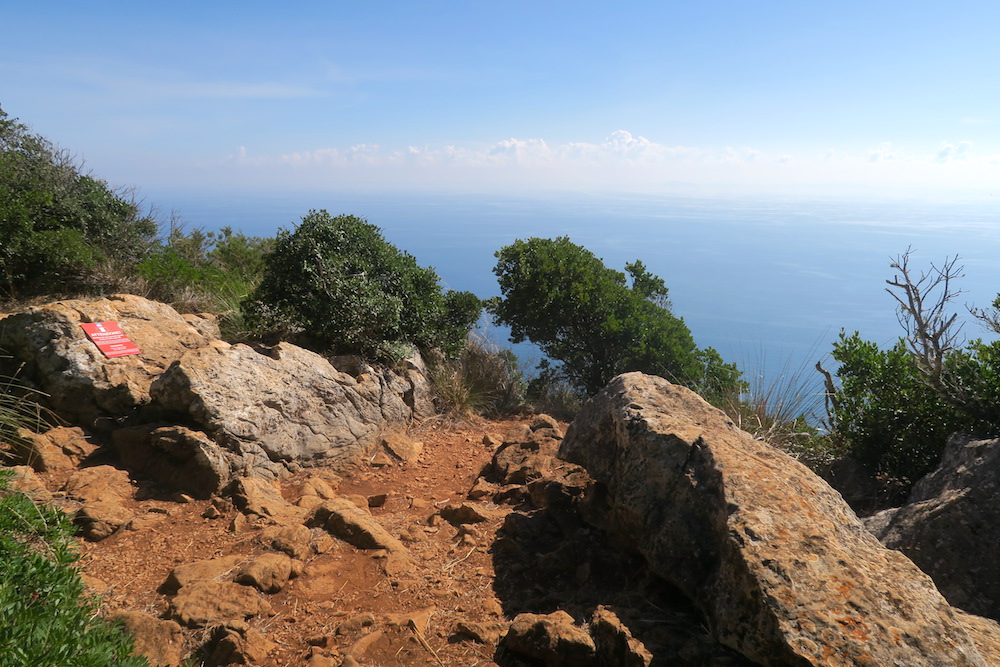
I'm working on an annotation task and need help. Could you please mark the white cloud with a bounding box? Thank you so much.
[935,140,972,163]
[866,142,898,163]
[217,132,1000,199]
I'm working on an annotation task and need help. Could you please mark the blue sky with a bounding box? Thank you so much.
[4,1,1000,199]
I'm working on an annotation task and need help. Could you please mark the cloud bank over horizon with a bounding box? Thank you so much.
[211,130,998,199]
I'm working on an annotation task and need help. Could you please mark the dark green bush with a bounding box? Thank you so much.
[824,331,1000,485]
[0,469,147,666]
[244,210,480,360]
[0,108,157,300]
[487,236,742,397]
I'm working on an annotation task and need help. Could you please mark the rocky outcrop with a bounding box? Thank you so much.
[63,465,135,541]
[0,295,215,429]
[168,580,274,628]
[236,553,302,593]
[0,295,437,487]
[9,426,97,472]
[560,372,1000,667]
[866,434,1000,620]
[308,498,409,554]
[150,340,424,468]
[502,611,596,667]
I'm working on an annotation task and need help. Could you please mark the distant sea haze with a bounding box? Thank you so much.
[150,188,1000,390]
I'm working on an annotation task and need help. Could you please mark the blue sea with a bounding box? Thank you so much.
[145,187,1000,396]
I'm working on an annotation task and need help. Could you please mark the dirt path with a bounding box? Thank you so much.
[77,416,528,666]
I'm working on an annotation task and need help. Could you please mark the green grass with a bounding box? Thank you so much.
[0,373,147,666]
[0,468,149,666]
[0,371,56,465]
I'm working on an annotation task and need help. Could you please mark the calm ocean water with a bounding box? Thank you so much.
[146,187,1000,394]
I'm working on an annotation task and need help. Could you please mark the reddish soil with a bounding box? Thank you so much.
[78,416,532,666]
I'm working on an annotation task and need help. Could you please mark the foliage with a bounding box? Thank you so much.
[0,108,157,300]
[822,332,972,484]
[428,336,525,417]
[0,373,56,464]
[244,210,481,360]
[487,236,742,397]
[137,224,273,338]
[0,468,148,666]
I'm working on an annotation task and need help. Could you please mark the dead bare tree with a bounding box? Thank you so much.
[884,247,968,410]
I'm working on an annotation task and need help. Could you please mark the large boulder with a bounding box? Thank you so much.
[1,295,438,483]
[150,340,423,468]
[0,295,214,429]
[866,434,1000,620]
[560,372,1000,667]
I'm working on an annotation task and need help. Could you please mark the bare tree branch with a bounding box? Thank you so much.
[884,247,967,407]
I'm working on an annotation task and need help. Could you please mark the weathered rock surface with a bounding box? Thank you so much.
[867,434,1000,620]
[113,425,236,498]
[236,553,302,593]
[259,524,316,560]
[229,477,309,525]
[168,580,273,628]
[380,431,423,463]
[150,340,427,468]
[560,372,999,667]
[63,465,135,540]
[7,465,52,503]
[161,555,245,594]
[490,415,565,485]
[116,611,185,667]
[1,295,438,490]
[589,605,653,667]
[11,426,97,472]
[309,498,409,554]
[0,295,214,429]
[201,621,275,667]
[503,610,596,667]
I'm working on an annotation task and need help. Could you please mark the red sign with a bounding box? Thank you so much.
[80,321,142,358]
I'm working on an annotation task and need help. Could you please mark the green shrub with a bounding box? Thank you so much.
[487,237,742,397]
[823,331,984,485]
[244,210,481,360]
[823,251,1000,487]
[0,108,157,300]
[0,468,148,666]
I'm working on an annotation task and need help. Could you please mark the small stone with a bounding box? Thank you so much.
[370,451,394,467]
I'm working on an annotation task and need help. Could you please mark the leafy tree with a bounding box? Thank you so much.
[488,236,741,397]
[244,210,480,360]
[0,107,157,299]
